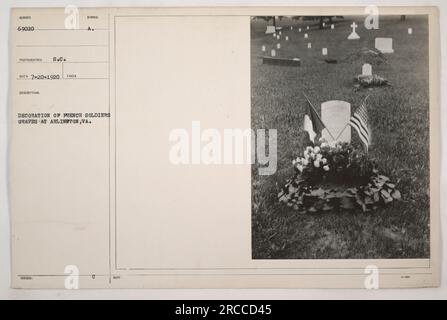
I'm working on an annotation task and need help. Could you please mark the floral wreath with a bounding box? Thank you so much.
[278,139,401,213]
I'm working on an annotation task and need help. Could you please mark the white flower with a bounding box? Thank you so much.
[314,146,320,153]
[316,154,322,160]
[296,157,301,164]
[322,158,327,164]
[297,164,303,172]
[306,146,313,152]
[321,142,328,148]
[292,159,296,165]
[302,159,309,166]
[310,152,315,159]
[304,153,309,160]
[323,165,330,171]
[313,160,320,168]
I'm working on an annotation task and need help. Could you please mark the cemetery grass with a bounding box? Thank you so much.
[251,16,430,259]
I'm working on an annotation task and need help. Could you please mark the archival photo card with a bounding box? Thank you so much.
[9,6,440,289]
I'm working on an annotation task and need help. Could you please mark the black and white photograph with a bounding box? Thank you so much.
[251,15,431,260]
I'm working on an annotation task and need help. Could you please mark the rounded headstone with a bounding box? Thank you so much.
[321,101,352,143]
[362,63,372,76]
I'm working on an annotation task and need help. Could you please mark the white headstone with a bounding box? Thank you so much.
[331,24,335,29]
[273,33,276,37]
[347,22,360,40]
[261,45,266,52]
[375,37,394,53]
[299,28,302,32]
[277,35,280,40]
[279,31,282,35]
[321,101,351,143]
[322,48,328,55]
[362,63,372,76]
[291,26,293,30]
[304,33,308,39]
[307,26,309,30]
[307,42,312,49]
[265,25,276,34]
[322,22,326,27]
[285,36,289,41]
[277,43,281,49]
[408,27,413,35]
[271,49,276,57]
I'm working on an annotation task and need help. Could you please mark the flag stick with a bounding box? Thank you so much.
[302,92,336,141]
[335,124,349,141]
[335,95,371,142]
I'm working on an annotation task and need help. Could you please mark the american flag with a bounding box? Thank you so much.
[348,96,371,151]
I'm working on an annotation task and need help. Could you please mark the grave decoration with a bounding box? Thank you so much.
[355,74,390,88]
[354,63,390,88]
[278,96,400,214]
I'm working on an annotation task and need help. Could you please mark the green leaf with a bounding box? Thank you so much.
[373,192,380,202]
[380,189,391,198]
[364,196,374,204]
[391,189,401,200]
[381,189,393,203]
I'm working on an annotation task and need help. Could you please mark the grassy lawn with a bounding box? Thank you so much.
[251,15,430,259]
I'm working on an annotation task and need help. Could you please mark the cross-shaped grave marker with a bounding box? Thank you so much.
[347,22,360,40]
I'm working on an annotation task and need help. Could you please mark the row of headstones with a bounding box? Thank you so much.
[264,25,398,58]
[265,23,335,35]
[262,45,328,57]
[265,22,414,56]
[267,27,353,140]
[264,25,330,57]
[263,36,398,57]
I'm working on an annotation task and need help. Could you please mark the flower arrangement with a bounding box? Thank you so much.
[278,140,401,213]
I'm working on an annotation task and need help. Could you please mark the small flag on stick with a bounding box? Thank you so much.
[348,96,371,151]
[303,94,326,143]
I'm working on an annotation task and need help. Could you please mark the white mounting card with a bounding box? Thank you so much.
[9,7,440,288]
